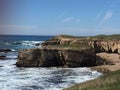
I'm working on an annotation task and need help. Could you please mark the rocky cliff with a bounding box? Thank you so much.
[42,35,120,54]
[42,35,90,46]
[16,48,96,67]
[16,34,120,68]
[89,40,120,54]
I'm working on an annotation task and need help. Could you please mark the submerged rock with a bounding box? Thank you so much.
[0,55,6,60]
[0,49,12,52]
[35,43,41,46]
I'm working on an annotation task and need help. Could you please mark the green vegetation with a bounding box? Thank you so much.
[90,34,120,40]
[57,44,91,50]
[64,70,120,90]
[60,34,120,40]
[59,35,84,38]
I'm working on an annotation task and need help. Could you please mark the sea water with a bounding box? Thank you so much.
[0,35,102,90]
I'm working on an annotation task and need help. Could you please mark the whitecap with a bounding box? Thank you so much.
[11,49,16,52]
[21,41,44,46]
[6,55,17,59]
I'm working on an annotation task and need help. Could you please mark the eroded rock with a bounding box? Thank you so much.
[16,48,96,67]
[16,35,120,68]
[89,40,120,53]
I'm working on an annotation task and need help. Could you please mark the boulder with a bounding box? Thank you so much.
[35,43,41,46]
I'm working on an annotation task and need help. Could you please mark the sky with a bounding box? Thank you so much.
[0,0,120,36]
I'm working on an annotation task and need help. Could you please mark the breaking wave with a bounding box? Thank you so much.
[5,41,44,46]
[0,59,102,90]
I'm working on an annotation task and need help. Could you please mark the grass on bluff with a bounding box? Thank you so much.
[64,70,120,90]
[90,34,120,40]
[55,43,92,50]
[60,34,120,40]
[59,35,85,38]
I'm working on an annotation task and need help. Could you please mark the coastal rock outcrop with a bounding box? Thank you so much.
[42,35,89,46]
[16,48,96,67]
[16,34,120,68]
[42,35,120,54]
[89,40,120,54]
[41,35,72,46]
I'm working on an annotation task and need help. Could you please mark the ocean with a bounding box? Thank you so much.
[0,35,101,90]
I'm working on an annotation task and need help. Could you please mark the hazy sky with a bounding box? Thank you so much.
[0,0,120,36]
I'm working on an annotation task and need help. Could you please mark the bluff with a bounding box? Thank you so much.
[16,34,120,68]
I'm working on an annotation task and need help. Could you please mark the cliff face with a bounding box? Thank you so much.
[16,48,96,67]
[89,40,120,54]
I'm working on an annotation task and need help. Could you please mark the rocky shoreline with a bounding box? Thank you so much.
[16,34,120,72]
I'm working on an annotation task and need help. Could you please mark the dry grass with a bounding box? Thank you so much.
[64,70,120,90]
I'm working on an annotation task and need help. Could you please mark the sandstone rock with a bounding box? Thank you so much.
[41,36,61,46]
[16,48,96,67]
[93,52,120,72]
[118,49,120,54]
[17,48,42,67]
[89,40,120,53]
[60,49,96,67]
[42,35,89,46]
[16,35,120,68]
[96,53,120,64]
[59,38,72,45]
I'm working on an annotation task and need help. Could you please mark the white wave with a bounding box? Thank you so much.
[21,41,44,46]
[5,41,44,47]
[0,64,102,90]
[6,55,17,59]
[11,49,16,52]
[5,43,11,45]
